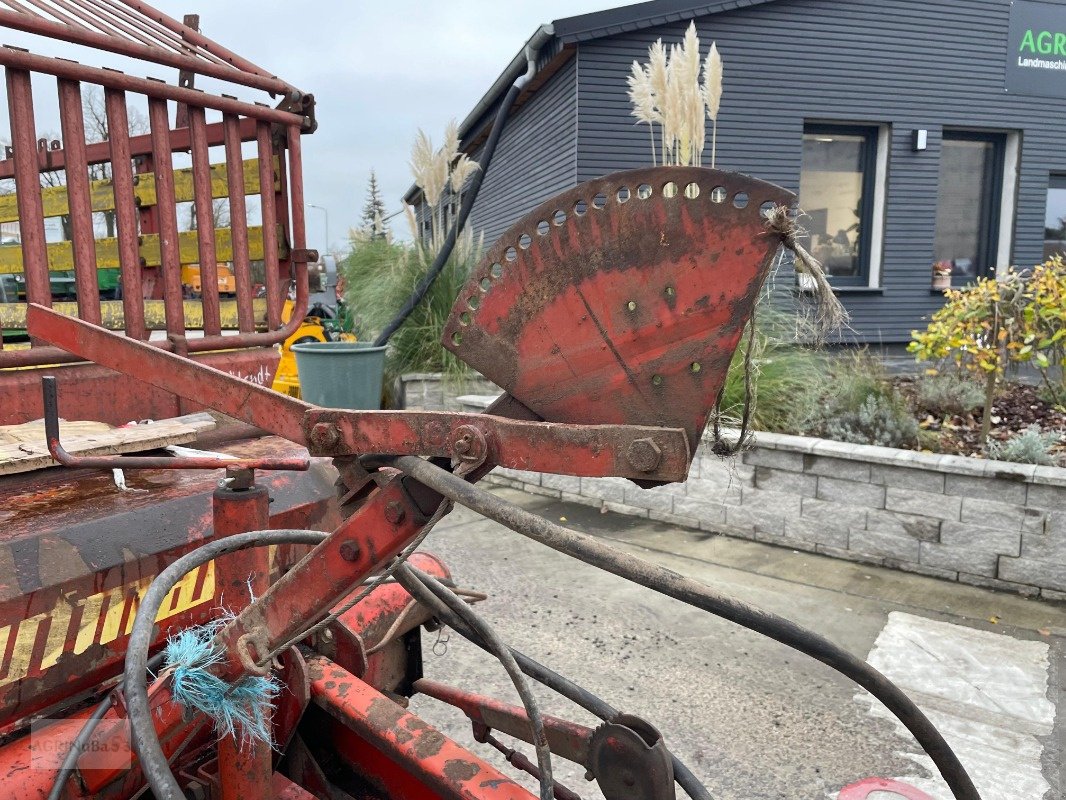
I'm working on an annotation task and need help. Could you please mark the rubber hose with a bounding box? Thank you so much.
[388,455,981,800]
[124,529,327,800]
[399,564,555,800]
[373,81,522,348]
[393,564,714,800]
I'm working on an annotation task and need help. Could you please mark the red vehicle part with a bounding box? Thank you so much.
[0,0,314,426]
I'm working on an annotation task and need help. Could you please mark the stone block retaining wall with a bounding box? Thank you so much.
[459,396,1066,601]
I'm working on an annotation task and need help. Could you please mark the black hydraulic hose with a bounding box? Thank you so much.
[398,564,554,800]
[393,564,714,800]
[46,651,163,800]
[388,455,982,800]
[372,80,522,348]
[124,529,327,800]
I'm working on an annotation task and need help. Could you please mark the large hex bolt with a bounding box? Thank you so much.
[626,438,662,473]
[309,421,340,450]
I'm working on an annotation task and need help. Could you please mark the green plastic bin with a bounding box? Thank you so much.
[291,341,386,409]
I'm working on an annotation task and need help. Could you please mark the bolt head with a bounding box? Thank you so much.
[384,501,406,525]
[310,421,340,448]
[627,438,662,473]
[339,540,361,562]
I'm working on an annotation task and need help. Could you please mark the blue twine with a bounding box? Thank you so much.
[163,615,279,750]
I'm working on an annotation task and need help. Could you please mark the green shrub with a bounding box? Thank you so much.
[717,302,828,433]
[987,426,1060,465]
[915,375,986,415]
[824,392,919,448]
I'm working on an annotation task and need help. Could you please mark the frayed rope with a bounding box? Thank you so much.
[163,615,279,750]
[764,205,850,341]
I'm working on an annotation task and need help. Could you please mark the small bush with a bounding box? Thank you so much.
[824,392,919,448]
[987,426,1060,465]
[915,375,986,415]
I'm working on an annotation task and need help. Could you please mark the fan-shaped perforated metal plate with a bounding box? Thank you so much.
[444,166,794,447]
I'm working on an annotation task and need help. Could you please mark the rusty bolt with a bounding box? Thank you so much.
[454,434,471,455]
[309,421,340,449]
[627,438,662,473]
[338,540,361,562]
[384,501,406,525]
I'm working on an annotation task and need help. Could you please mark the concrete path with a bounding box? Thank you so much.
[408,487,1066,800]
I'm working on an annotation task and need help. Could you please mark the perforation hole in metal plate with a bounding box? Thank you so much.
[553,209,567,226]
[616,186,631,203]
[733,192,749,209]
[537,220,550,235]
[574,199,588,215]
[637,183,653,199]
[593,192,607,209]
[710,186,727,203]
[662,181,678,198]
[519,233,532,249]
[684,182,700,199]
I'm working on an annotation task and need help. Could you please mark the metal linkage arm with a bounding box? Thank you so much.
[29,305,693,482]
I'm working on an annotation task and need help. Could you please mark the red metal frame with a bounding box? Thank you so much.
[0,2,314,423]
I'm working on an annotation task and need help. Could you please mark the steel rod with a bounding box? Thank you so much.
[57,77,102,323]
[148,96,184,335]
[103,87,146,339]
[224,113,253,333]
[6,67,51,309]
[257,121,281,328]
[189,106,221,336]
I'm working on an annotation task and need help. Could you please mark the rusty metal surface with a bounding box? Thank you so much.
[443,166,794,449]
[414,679,595,768]
[0,436,337,734]
[307,654,535,800]
[0,347,280,427]
[27,304,314,444]
[214,479,275,800]
[305,408,691,482]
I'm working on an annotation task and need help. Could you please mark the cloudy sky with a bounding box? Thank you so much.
[131,1,631,252]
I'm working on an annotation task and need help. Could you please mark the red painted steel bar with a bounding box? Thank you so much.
[257,121,281,328]
[67,0,170,50]
[414,679,594,767]
[104,87,147,339]
[224,113,253,333]
[28,304,313,442]
[0,115,258,178]
[122,0,290,81]
[189,106,221,336]
[214,480,275,800]
[0,45,304,125]
[306,655,535,800]
[0,7,293,95]
[148,96,185,335]
[57,77,102,324]
[85,0,198,54]
[214,478,432,678]
[5,67,51,308]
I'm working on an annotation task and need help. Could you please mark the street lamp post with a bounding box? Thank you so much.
[308,203,329,265]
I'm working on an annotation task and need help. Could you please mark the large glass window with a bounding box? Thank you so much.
[933,132,1005,279]
[1044,174,1066,260]
[799,124,878,284]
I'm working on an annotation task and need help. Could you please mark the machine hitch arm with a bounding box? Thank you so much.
[27,304,692,482]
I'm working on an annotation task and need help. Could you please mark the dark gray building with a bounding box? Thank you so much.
[407,0,1066,343]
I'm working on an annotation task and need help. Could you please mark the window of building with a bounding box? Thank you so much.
[799,124,879,286]
[933,131,1005,279]
[1044,174,1066,261]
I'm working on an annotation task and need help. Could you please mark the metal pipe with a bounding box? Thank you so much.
[257,122,281,329]
[0,7,294,95]
[57,77,102,324]
[0,44,305,124]
[103,87,146,339]
[148,96,184,336]
[224,113,253,333]
[40,375,310,471]
[6,67,51,309]
[389,455,983,800]
[189,107,221,336]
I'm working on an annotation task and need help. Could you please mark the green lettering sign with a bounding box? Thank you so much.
[1038,30,1054,54]
[1021,28,1036,52]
